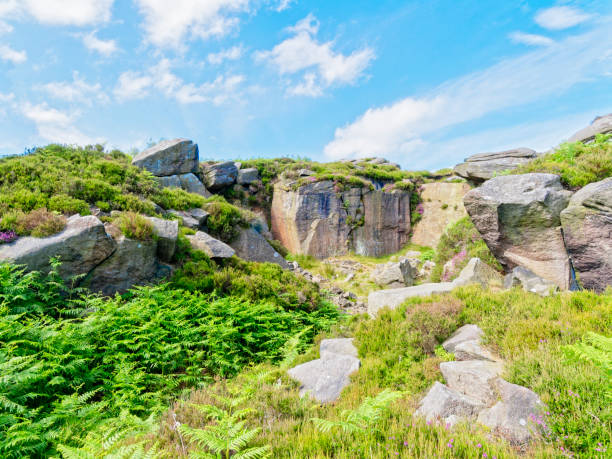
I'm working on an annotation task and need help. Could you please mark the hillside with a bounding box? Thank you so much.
[0,117,610,458]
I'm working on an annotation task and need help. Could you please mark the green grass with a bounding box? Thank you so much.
[511,134,612,188]
[113,211,155,241]
[202,195,252,242]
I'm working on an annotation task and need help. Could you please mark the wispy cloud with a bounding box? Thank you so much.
[40,72,109,105]
[114,58,244,105]
[509,31,554,47]
[535,6,591,30]
[135,0,250,50]
[0,0,114,26]
[324,20,612,165]
[255,14,375,97]
[82,31,118,56]
[0,43,26,63]
[207,45,243,64]
[275,0,294,12]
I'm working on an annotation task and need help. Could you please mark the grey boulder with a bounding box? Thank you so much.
[367,282,455,317]
[478,378,547,446]
[0,215,115,281]
[186,231,235,259]
[237,167,260,185]
[560,177,612,292]
[157,173,210,197]
[504,266,558,297]
[146,217,178,262]
[442,324,483,353]
[452,257,502,289]
[464,174,573,289]
[371,259,414,288]
[204,161,238,190]
[229,227,289,268]
[442,324,497,362]
[415,382,484,423]
[440,360,503,405]
[454,148,537,183]
[132,139,198,177]
[319,338,358,360]
[168,208,209,230]
[567,114,612,144]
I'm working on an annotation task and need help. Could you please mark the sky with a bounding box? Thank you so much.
[0,0,611,170]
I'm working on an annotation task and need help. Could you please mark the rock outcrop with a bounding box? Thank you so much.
[229,227,289,269]
[204,161,238,190]
[288,338,360,403]
[370,259,414,288]
[560,177,612,292]
[567,114,612,144]
[132,139,199,176]
[411,182,471,247]
[147,217,178,262]
[415,325,545,447]
[0,215,116,281]
[158,173,211,197]
[271,180,411,258]
[454,148,537,183]
[186,231,235,259]
[237,168,260,185]
[464,174,572,289]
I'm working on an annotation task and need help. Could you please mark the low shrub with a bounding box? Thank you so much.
[47,194,90,215]
[113,212,154,241]
[1,208,67,237]
[152,187,206,210]
[268,239,289,257]
[203,196,250,242]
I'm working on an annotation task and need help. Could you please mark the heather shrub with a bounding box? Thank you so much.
[113,212,154,241]
[47,194,90,215]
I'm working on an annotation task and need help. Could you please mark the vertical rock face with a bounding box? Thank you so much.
[560,177,612,292]
[411,182,471,247]
[270,180,411,258]
[464,174,573,289]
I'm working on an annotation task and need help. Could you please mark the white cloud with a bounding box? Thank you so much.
[0,21,12,35]
[114,58,245,105]
[255,14,375,97]
[22,101,102,145]
[0,43,26,63]
[207,45,243,64]
[41,72,109,105]
[509,31,554,47]
[0,91,14,102]
[0,0,113,26]
[535,6,591,30]
[135,0,250,50]
[275,0,294,12]
[323,21,612,164]
[82,31,118,56]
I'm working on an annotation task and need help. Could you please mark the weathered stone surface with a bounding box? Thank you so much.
[504,266,558,296]
[157,173,210,197]
[168,209,208,230]
[454,148,537,183]
[229,227,289,268]
[477,378,546,446]
[367,282,455,317]
[415,382,484,423]
[453,340,498,362]
[411,182,471,247]
[88,233,158,296]
[0,215,116,281]
[567,114,612,144]
[442,324,484,353]
[371,259,414,288]
[186,231,235,259]
[560,177,612,292]
[464,174,572,289]
[288,353,360,403]
[319,338,358,360]
[452,257,503,289]
[237,167,260,185]
[440,360,503,404]
[204,161,238,190]
[132,139,198,177]
[271,181,411,258]
[146,217,178,262]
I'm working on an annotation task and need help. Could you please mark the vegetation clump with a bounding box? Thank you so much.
[0,208,66,238]
[113,211,155,241]
[511,134,612,188]
[203,195,252,242]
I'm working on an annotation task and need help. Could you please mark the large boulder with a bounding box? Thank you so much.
[88,232,158,296]
[440,360,504,405]
[237,167,260,185]
[415,382,484,424]
[186,231,235,259]
[477,378,546,446]
[560,177,612,292]
[271,180,411,258]
[370,259,414,288]
[0,215,115,281]
[146,217,178,262]
[203,161,238,190]
[229,227,289,269]
[442,324,497,362]
[504,266,558,296]
[158,173,211,197]
[368,282,455,317]
[464,174,572,289]
[132,139,198,177]
[452,257,503,289]
[411,182,471,247]
[454,148,537,183]
[567,114,612,144]
[287,338,360,403]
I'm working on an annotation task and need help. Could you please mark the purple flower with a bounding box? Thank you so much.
[0,230,17,244]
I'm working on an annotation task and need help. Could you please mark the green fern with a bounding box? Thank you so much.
[563,332,612,399]
[311,389,404,434]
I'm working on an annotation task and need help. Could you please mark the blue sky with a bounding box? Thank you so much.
[0,0,610,170]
